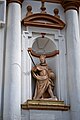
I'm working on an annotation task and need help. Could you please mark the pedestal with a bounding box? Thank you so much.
[21,100,70,120]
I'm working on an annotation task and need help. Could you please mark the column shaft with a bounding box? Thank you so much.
[66,9,80,119]
[3,3,21,120]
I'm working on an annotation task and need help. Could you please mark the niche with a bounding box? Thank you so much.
[31,36,58,99]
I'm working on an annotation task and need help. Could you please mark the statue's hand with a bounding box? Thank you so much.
[32,66,37,72]
[32,72,39,79]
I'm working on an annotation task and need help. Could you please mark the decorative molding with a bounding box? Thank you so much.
[54,8,60,18]
[21,99,70,111]
[27,48,59,58]
[26,5,33,16]
[7,0,24,5]
[22,13,65,29]
[40,0,46,13]
[22,5,65,29]
[61,0,80,11]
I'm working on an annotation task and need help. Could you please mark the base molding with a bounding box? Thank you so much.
[21,99,70,111]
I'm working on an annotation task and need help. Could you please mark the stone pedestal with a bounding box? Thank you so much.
[21,100,70,111]
[21,100,70,120]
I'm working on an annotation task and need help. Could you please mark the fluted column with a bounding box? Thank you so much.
[62,1,80,120]
[3,0,23,120]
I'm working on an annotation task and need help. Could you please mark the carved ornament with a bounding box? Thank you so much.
[7,0,24,5]
[22,5,65,29]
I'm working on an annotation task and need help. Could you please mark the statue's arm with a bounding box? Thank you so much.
[37,75,48,80]
[48,68,56,80]
[33,74,48,80]
[31,66,37,72]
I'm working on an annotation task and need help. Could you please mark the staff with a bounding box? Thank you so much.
[27,49,36,67]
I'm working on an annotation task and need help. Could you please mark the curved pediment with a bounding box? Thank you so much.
[22,13,65,30]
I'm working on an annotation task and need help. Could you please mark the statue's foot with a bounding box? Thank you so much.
[52,96,58,100]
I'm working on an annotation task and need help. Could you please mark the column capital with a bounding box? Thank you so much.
[7,0,24,5]
[61,0,80,12]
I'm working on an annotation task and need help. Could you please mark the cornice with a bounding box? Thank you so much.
[7,0,24,5]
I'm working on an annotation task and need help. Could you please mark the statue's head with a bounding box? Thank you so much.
[39,55,46,64]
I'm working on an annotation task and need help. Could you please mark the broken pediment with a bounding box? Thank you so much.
[22,5,65,30]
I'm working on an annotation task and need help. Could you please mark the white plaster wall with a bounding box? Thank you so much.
[0,27,5,120]
[21,110,70,120]
[0,0,6,25]
[21,32,32,103]
[0,0,6,119]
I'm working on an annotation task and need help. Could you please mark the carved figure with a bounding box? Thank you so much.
[31,55,57,100]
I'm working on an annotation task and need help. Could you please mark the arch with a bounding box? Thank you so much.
[28,36,59,58]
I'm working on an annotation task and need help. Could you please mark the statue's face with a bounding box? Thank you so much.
[40,55,45,63]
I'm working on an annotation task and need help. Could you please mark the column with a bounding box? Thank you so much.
[62,1,80,120]
[3,0,23,120]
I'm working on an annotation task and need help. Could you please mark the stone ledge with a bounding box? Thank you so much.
[21,100,70,111]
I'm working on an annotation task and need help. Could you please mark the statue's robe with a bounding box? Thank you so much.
[32,64,55,99]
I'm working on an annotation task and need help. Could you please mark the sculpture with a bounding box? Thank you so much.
[31,55,57,100]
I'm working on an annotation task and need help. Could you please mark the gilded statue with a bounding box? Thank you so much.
[31,55,57,100]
